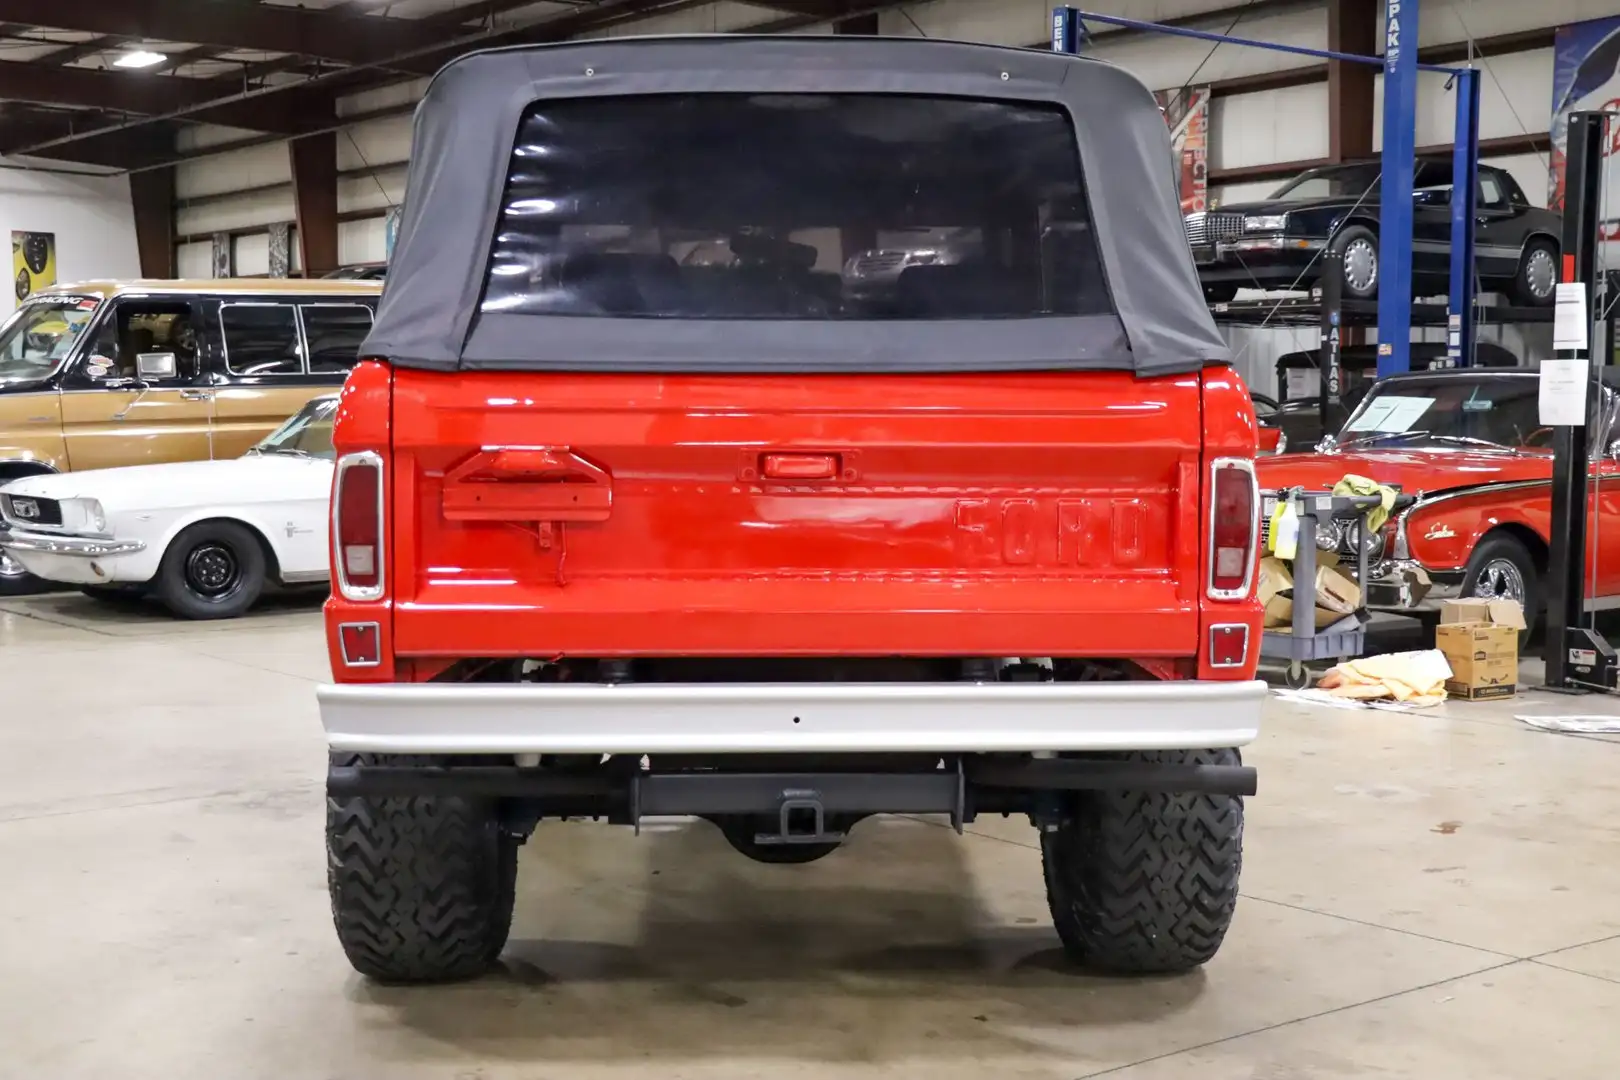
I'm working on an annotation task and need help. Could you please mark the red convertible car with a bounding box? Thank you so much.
[1256,367,1620,624]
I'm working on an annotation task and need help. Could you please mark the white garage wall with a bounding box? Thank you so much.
[339,218,390,266]
[0,164,141,312]
[176,239,212,278]
[1371,48,1555,151]
[1210,83,1332,171]
[1404,0,1620,44]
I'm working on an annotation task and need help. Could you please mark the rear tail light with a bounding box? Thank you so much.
[334,450,384,601]
[1208,457,1258,599]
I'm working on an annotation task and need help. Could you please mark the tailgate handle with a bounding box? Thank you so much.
[761,453,839,481]
[442,447,611,522]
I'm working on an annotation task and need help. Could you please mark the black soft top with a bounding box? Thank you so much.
[365,35,1232,378]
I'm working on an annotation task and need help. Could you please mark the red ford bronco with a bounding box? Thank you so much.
[320,36,1265,983]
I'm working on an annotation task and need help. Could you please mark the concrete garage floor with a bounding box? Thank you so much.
[3,595,1620,1080]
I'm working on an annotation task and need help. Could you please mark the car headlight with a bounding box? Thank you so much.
[61,497,107,535]
[1244,214,1288,232]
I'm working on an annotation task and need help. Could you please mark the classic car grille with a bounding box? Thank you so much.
[851,251,907,274]
[1185,211,1247,246]
[1,493,62,527]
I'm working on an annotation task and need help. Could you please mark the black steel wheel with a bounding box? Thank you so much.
[154,521,266,619]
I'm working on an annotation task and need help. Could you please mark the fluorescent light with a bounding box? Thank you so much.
[113,50,167,69]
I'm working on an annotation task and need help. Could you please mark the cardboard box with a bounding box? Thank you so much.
[1258,558,1292,607]
[1264,593,1359,632]
[1440,597,1527,630]
[1314,564,1362,614]
[1435,601,1521,700]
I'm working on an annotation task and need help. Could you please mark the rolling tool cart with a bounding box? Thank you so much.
[1259,489,1386,689]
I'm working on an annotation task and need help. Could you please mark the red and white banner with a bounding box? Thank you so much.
[1155,86,1211,214]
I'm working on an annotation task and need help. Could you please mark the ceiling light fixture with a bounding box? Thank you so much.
[113,50,168,69]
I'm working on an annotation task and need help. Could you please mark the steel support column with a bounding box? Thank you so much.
[1445,67,1480,367]
[1376,0,1417,377]
[128,165,175,279]
[290,131,339,277]
[1327,0,1377,162]
[1052,6,1082,54]
[1544,111,1606,691]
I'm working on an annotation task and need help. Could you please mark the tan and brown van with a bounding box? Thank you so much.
[0,278,382,592]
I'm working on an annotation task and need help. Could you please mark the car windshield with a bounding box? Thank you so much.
[1268,164,1381,202]
[250,398,338,459]
[0,298,99,383]
[1335,376,1582,453]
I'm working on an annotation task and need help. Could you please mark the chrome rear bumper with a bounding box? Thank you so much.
[319,679,1267,756]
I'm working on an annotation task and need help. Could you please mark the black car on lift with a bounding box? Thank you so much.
[1187,159,1562,306]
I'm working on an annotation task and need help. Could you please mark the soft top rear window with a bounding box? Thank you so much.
[480,93,1111,322]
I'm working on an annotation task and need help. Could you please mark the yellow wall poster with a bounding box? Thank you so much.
[12,230,57,303]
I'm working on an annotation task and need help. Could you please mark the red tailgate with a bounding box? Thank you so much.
[385,368,1207,659]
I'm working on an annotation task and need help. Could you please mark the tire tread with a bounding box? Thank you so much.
[1042,748,1243,974]
[326,753,516,983]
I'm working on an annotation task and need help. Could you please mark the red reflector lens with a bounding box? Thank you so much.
[1209,624,1249,668]
[338,622,381,667]
[1210,460,1256,598]
[335,454,382,599]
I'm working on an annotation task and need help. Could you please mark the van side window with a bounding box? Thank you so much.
[221,303,302,376]
[77,301,201,385]
[299,304,374,374]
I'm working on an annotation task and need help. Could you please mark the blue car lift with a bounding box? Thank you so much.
[1053,4,1481,377]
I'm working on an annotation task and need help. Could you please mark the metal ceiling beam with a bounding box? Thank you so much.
[1,0,679,162]
[0,0,451,73]
[0,60,324,125]
[7,0,918,168]
[741,0,869,18]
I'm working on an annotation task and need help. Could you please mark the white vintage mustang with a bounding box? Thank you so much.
[0,395,337,619]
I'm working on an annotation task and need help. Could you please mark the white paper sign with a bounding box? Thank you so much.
[1345,395,1434,433]
[1538,358,1588,426]
[1285,367,1321,399]
[1553,282,1589,352]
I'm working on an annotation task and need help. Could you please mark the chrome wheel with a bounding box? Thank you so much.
[1524,247,1557,301]
[1471,557,1526,605]
[184,542,242,599]
[0,550,25,580]
[1342,237,1378,295]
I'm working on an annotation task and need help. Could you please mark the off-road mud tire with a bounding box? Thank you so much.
[326,753,517,983]
[1042,748,1244,974]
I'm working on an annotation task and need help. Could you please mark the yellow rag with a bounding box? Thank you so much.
[1332,474,1397,532]
[1317,649,1452,707]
